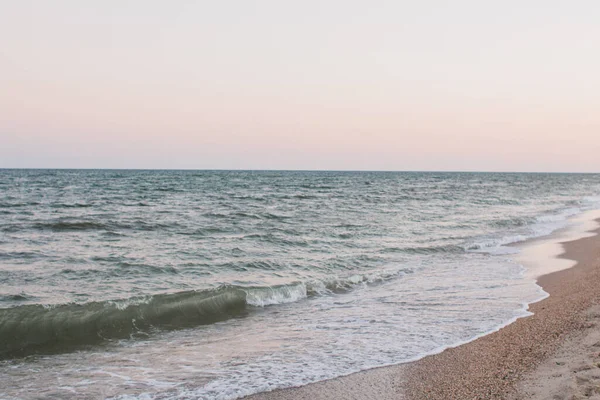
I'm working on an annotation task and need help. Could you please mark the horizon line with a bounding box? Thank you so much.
[0,168,599,175]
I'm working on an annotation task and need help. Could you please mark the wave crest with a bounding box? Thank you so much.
[0,268,412,359]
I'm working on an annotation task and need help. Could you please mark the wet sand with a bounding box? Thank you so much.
[247,224,600,400]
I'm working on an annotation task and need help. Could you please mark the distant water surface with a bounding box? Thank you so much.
[1,170,600,399]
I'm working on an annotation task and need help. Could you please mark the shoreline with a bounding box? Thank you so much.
[403,221,600,399]
[246,213,600,400]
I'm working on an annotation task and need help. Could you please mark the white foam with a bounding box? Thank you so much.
[516,209,600,280]
[535,207,580,223]
[244,284,307,307]
[109,295,153,310]
[467,207,588,256]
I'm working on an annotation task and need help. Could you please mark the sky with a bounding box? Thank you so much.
[1,1,599,171]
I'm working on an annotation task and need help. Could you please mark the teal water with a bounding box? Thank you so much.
[1,170,600,399]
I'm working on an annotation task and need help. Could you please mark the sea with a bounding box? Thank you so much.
[1,169,600,399]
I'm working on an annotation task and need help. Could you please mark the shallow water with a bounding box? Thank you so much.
[1,170,600,399]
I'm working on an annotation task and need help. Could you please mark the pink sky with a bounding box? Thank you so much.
[1,1,599,171]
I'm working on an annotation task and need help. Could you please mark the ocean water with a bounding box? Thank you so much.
[1,169,600,399]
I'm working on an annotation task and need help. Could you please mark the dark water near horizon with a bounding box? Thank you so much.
[2,169,600,399]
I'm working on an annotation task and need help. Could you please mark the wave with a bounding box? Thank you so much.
[244,283,307,306]
[49,203,94,209]
[0,251,45,260]
[488,217,533,228]
[0,201,41,208]
[5,218,183,233]
[466,207,584,254]
[32,220,110,232]
[0,284,308,359]
[0,288,248,359]
[34,221,107,232]
[535,207,580,223]
[154,187,184,192]
[0,293,37,303]
[0,269,412,359]
[292,194,319,200]
[305,267,413,295]
[202,211,291,221]
[298,184,336,190]
[382,244,465,255]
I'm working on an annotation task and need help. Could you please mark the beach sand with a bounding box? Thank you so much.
[247,222,600,400]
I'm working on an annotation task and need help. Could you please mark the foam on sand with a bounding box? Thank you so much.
[515,209,600,279]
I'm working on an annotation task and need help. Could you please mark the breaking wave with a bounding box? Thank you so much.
[0,269,411,359]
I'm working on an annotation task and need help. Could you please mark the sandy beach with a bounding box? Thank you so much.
[247,220,600,400]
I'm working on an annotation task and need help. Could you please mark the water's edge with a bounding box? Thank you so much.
[242,208,600,399]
